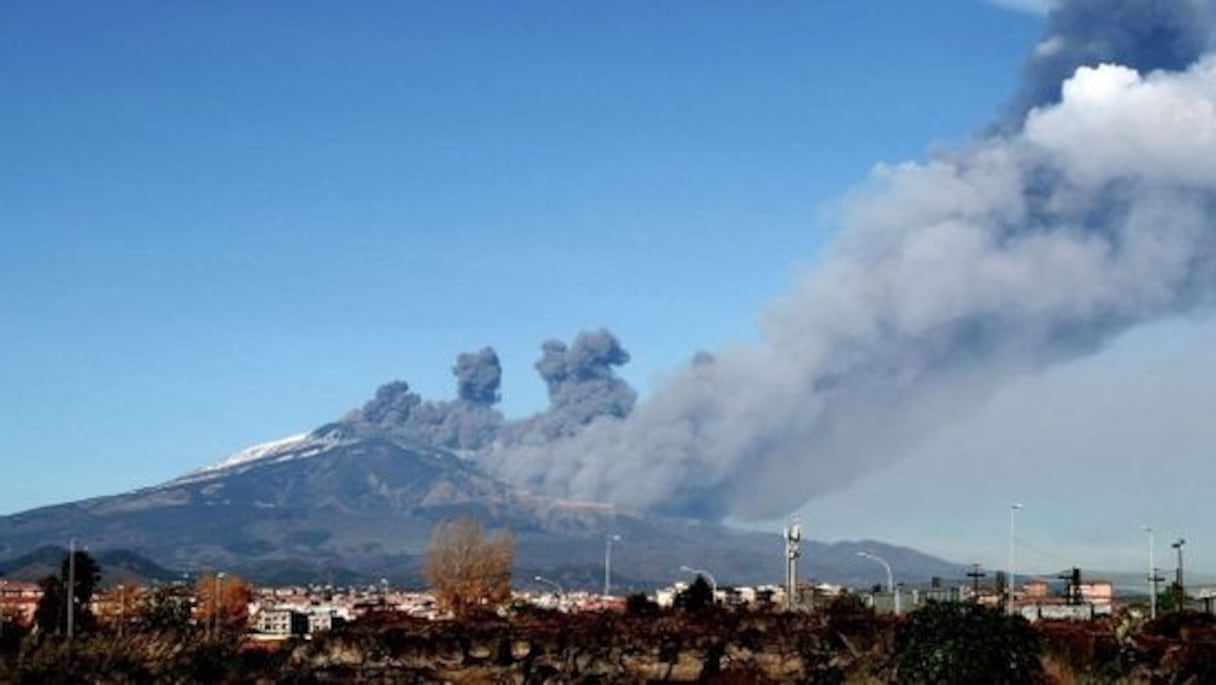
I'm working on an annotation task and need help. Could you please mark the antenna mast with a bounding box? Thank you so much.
[784,519,801,609]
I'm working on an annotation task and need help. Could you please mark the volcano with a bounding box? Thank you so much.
[0,420,959,588]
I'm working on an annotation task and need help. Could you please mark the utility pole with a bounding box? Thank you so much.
[1149,567,1165,619]
[1172,538,1186,610]
[1007,503,1022,615]
[1058,567,1082,606]
[66,538,76,639]
[967,564,986,600]
[1143,526,1157,620]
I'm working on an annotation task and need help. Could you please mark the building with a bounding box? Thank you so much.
[0,580,43,628]
[306,611,331,633]
[1013,571,1114,622]
[252,608,308,637]
[1023,579,1051,600]
[1078,580,1113,605]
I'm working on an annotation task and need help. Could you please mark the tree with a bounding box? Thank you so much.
[425,516,513,616]
[0,604,27,650]
[194,572,253,638]
[625,592,659,617]
[894,601,1044,685]
[1160,582,1190,613]
[32,549,102,636]
[94,584,143,635]
[134,583,194,633]
[32,576,65,635]
[674,575,714,613]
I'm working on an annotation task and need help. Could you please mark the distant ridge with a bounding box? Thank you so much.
[0,545,179,587]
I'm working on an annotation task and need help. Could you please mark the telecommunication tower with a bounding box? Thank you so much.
[784,519,801,609]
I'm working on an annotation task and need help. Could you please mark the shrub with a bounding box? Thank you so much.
[894,601,1043,685]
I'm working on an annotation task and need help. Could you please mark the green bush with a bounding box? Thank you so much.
[894,601,1043,685]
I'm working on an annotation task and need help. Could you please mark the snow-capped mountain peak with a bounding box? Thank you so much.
[171,425,352,485]
[206,433,313,472]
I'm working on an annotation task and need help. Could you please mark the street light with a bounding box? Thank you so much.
[117,584,126,638]
[1172,538,1186,609]
[1143,526,1157,620]
[1008,503,1023,615]
[533,575,565,602]
[604,534,621,597]
[857,551,898,614]
[213,572,227,640]
[66,538,77,639]
[679,565,718,596]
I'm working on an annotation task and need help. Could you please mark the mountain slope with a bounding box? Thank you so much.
[0,425,961,588]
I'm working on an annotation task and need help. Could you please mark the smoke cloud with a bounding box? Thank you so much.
[1005,0,1215,122]
[346,350,504,452]
[338,1,1216,522]
[454,348,502,405]
[495,330,638,445]
[477,3,1216,520]
[345,331,638,452]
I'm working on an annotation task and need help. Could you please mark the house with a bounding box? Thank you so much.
[1023,579,1051,600]
[1078,580,1113,605]
[252,608,308,637]
[304,606,344,634]
[0,580,43,627]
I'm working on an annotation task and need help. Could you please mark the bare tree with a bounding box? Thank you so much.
[94,584,143,635]
[425,516,513,616]
[194,571,252,637]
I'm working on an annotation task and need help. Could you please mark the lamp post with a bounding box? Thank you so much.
[679,565,718,596]
[66,538,77,639]
[1172,538,1186,610]
[1008,503,1023,615]
[213,572,227,640]
[1143,526,1157,620]
[533,575,565,602]
[117,584,126,638]
[857,551,898,614]
[603,534,621,597]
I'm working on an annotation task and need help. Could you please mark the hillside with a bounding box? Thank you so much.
[0,424,961,588]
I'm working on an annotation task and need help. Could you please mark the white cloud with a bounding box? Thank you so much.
[1025,60,1216,186]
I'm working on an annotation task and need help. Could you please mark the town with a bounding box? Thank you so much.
[0,560,1199,641]
[4,528,1216,682]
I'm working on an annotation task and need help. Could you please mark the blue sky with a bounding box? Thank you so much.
[6,1,1210,573]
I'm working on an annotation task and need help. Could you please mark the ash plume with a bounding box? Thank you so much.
[480,3,1216,519]
[1005,0,1216,121]
[343,332,637,451]
[501,330,638,443]
[454,347,502,405]
[346,349,504,451]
